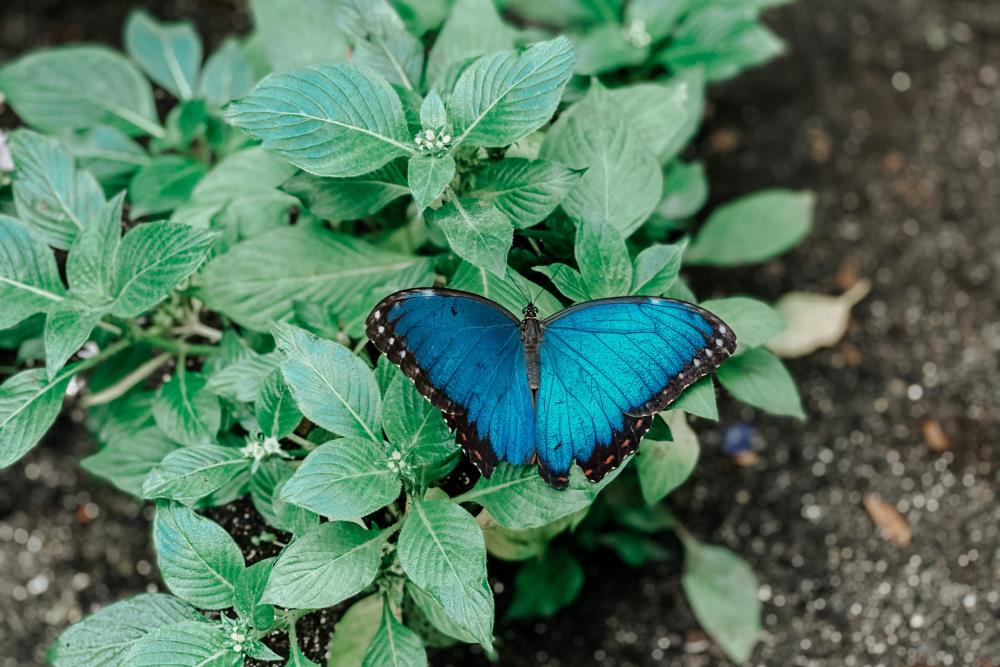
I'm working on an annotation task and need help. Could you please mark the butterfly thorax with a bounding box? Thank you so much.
[520,305,543,401]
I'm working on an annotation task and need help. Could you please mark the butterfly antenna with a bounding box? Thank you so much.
[505,265,532,305]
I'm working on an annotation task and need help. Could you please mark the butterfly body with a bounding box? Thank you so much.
[366,288,737,489]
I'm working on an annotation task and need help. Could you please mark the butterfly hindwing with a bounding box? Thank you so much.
[365,289,535,478]
[536,297,737,486]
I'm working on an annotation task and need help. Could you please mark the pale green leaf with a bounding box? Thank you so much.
[153,372,222,446]
[541,81,661,236]
[426,0,512,84]
[123,620,238,667]
[659,71,706,164]
[0,368,71,468]
[448,261,561,318]
[153,503,245,609]
[681,536,762,663]
[658,161,708,219]
[128,156,207,217]
[717,347,804,419]
[609,81,688,161]
[427,198,513,278]
[60,125,151,185]
[199,226,432,331]
[66,192,123,306]
[383,370,458,485]
[0,46,160,136]
[82,427,181,497]
[361,604,427,667]
[631,240,686,295]
[256,370,302,439]
[280,439,400,519]
[687,190,814,266]
[532,263,589,304]
[199,38,255,105]
[326,595,383,667]
[0,215,66,330]
[234,557,277,629]
[248,0,349,71]
[112,221,214,318]
[191,147,298,204]
[9,129,105,249]
[274,324,382,442]
[283,161,409,221]
[625,0,686,41]
[636,411,699,504]
[673,377,719,421]
[467,158,582,229]
[50,593,203,667]
[206,351,281,403]
[575,215,631,299]
[572,23,647,76]
[450,37,574,148]
[43,307,102,380]
[143,445,251,504]
[124,11,202,100]
[701,297,786,348]
[262,522,386,608]
[419,91,447,129]
[408,154,455,211]
[461,463,596,530]
[225,64,413,178]
[337,0,424,91]
[397,498,493,648]
[405,581,478,645]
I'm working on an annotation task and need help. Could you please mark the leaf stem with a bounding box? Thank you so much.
[284,432,316,451]
[81,352,171,408]
[96,320,124,336]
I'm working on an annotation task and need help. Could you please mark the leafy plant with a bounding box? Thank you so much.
[0,1,812,665]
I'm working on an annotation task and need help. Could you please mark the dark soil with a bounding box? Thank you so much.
[2,1,999,666]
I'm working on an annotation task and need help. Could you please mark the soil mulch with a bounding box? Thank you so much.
[2,1,999,665]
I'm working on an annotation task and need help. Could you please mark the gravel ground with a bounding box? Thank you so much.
[2,1,999,665]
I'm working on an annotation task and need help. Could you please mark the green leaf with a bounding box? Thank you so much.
[0,367,72,468]
[199,38,255,105]
[283,161,409,221]
[337,0,424,91]
[461,464,596,530]
[256,370,302,439]
[541,81,662,237]
[449,261,561,317]
[274,324,382,442]
[326,595,383,667]
[192,147,298,204]
[206,351,281,403]
[60,125,151,186]
[199,226,432,331]
[450,37,574,148]
[248,0,349,72]
[234,557,277,629]
[153,503,245,609]
[600,531,672,567]
[660,7,785,82]
[672,377,719,421]
[50,593,204,667]
[43,307,102,380]
[608,81,689,162]
[701,297,786,348]
[288,643,320,667]
[408,154,455,211]
[405,582,478,645]
[717,347,804,419]
[426,0,512,85]
[658,161,708,219]
[572,23,648,77]
[225,64,412,178]
[625,0,686,41]
[272,479,321,537]
[687,190,814,266]
[575,215,631,298]
[419,91,447,129]
[0,215,66,329]
[658,71,706,164]
[361,603,428,667]
[262,521,386,609]
[128,156,207,218]
[280,439,400,520]
[427,198,512,278]
[636,411,699,504]
[82,427,180,497]
[9,129,105,249]
[66,192,123,306]
[143,445,251,504]
[397,498,493,648]
[0,45,161,136]
[532,264,589,304]
[383,371,456,484]
[153,372,222,446]
[124,11,202,100]
[112,221,214,318]
[123,620,238,667]
[681,536,762,664]
[631,240,686,295]
[507,548,584,619]
[467,158,582,229]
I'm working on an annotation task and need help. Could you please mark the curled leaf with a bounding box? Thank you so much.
[767,280,871,358]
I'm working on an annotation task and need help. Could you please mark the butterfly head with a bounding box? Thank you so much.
[522,303,538,319]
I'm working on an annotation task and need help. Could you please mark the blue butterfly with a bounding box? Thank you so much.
[366,289,737,488]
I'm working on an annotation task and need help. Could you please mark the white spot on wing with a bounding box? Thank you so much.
[373,310,381,320]
[719,324,728,334]
[377,325,385,333]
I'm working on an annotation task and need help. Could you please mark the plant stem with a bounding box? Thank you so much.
[81,352,171,408]
[285,432,316,451]
[96,320,124,336]
[143,335,217,357]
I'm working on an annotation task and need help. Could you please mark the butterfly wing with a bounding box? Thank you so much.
[535,297,737,487]
[365,288,535,477]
